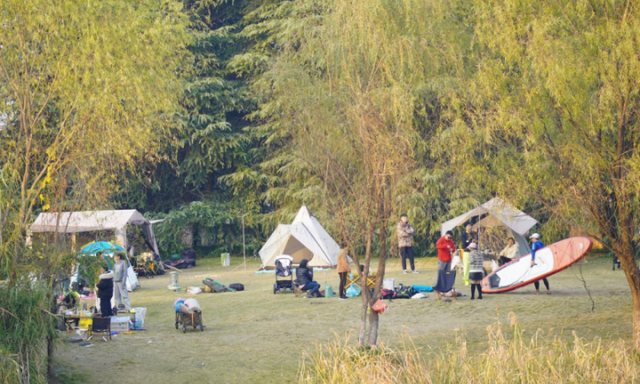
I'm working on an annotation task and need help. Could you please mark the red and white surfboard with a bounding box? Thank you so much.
[481,237,593,293]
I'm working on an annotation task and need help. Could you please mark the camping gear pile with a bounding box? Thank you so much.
[174,298,204,333]
[134,253,164,278]
[380,284,418,299]
[164,249,197,270]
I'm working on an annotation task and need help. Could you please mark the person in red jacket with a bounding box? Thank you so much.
[436,230,456,271]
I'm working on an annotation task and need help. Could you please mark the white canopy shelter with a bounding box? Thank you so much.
[440,197,537,257]
[259,206,341,268]
[30,209,161,256]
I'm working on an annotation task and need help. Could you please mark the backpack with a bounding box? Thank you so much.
[395,284,415,299]
[381,288,397,300]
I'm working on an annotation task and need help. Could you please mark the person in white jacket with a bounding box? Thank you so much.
[113,253,132,311]
[498,237,519,266]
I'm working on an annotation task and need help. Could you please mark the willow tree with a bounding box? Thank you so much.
[0,0,189,381]
[242,0,477,345]
[0,0,190,276]
[435,0,640,348]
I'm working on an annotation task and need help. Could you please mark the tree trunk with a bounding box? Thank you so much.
[47,276,58,382]
[367,218,389,346]
[47,334,55,381]
[616,222,640,350]
[367,310,379,346]
[358,229,373,346]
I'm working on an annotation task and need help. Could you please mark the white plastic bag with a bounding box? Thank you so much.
[450,255,463,270]
[132,307,146,330]
[187,286,202,294]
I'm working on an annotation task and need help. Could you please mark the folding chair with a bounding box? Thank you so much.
[90,316,112,341]
[346,265,376,290]
[293,279,311,298]
[433,269,458,301]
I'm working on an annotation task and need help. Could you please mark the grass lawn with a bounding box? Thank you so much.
[55,255,632,384]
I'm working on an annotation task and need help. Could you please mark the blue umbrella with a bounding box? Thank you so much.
[79,241,125,256]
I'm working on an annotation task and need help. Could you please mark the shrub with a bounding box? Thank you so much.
[298,313,640,383]
[0,281,57,384]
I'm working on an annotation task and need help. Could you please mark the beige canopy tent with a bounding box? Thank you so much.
[440,197,537,257]
[29,209,162,257]
[259,206,341,268]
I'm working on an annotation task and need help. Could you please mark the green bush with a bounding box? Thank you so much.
[0,281,57,384]
[150,200,263,258]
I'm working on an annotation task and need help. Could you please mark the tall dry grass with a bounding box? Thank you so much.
[298,313,640,383]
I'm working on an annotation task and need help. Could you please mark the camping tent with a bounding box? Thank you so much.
[440,197,537,257]
[259,206,341,268]
[29,209,161,256]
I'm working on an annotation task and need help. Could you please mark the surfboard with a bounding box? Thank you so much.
[481,237,593,293]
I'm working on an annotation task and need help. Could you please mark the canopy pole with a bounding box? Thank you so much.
[242,214,247,272]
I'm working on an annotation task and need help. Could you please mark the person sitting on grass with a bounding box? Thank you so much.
[296,259,323,298]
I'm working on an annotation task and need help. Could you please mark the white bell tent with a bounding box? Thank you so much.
[440,197,537,257]
[259,206,340,268]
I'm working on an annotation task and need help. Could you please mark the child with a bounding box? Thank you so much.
[467,243,483,300]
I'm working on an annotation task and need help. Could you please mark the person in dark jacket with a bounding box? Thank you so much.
[460,224,477,252]
[96,265,114,317]
[296,259,322,298]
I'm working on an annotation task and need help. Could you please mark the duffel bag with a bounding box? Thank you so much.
[229,283,244,291]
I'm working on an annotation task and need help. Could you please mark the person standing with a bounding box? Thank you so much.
[336,245,351,300]
[460,224,476,251]
[96,265,113,317]
[436,230,456,271]
[467,243,483,300]
[113,252,132,310]
[460,224,476,286]
[530,233,550,295]
[396,214,418,274]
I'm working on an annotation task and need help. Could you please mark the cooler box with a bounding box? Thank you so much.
[111,316,130,332]
[382,278,395,290]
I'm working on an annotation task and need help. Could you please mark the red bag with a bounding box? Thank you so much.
[372,299,388,314]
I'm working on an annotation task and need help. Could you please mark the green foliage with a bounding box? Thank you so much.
[433,0,640,244]
[0,0,191,276]
[0,282,57,384]
[151,200,263,257]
